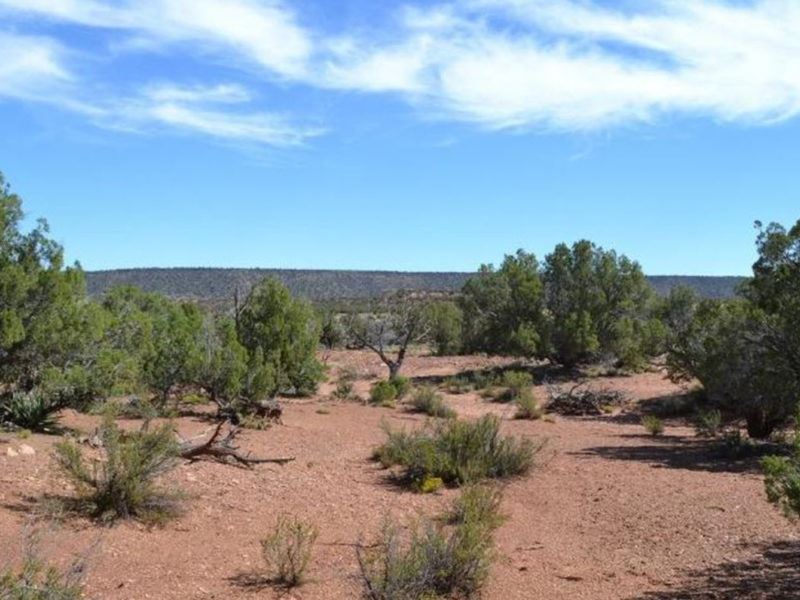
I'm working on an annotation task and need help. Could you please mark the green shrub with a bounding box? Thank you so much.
[448,484,505,531]
[358,488,500,599]
[370,381,398,406]
[514,390,543,420]
[0,533,85,600]
[333,380,355,401]
[499,370,533,402]
[373,415,538,488]
[695,409,723,438]
[53,414,182,523]
[641,415,665,436]
[0,391,61,433]
[261,514,318,588]
[390,376,411,400]
[408,387,456,419]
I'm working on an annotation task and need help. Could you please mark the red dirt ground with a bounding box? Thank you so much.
[1,350,797,599]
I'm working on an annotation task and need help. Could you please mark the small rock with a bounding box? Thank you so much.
[6,447,19,457]
[18,444,35,456]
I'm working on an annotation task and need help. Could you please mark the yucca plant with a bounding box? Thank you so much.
[1,391,61,433]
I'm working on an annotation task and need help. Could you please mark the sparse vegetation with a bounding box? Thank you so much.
[358,486,502,600]
[260,514,318,588]
[0,531,86,600]
[53,415,182,523]
[499,370,533,402]
[641,415,665,436]
[370,381,398,406]
[514,390,543,420]
[408,386,456,419]
[373,415,538,489]
[695,409,723,438]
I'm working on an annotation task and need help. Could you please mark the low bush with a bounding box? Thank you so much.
[641,415,665,436]
[358,487,501,599]
[53,414,182,523]
[695,409,723,438]
[261,514,318,588]
[408,387,456,419]
[370,381,398,406]
[0,533,85,600]
[448,484,505,530]
[497,371,533,402]
[0,391,61,433]
[514,390,543,420]
[390,376,411,399]
[373,415,538,489]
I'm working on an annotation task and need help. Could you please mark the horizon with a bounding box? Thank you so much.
[2,0,799,276]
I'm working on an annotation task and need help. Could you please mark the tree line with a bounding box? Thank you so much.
[2,170,799,449]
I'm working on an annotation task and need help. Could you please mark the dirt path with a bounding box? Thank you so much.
[1,351,797,599]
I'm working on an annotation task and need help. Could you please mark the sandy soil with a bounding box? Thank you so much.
[1,349,797,599]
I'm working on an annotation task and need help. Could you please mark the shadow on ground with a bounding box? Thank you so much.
[633,540,800,599]
[574,434,776,475]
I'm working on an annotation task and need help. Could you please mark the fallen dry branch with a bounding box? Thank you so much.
[177,421,295,468]
[545,381,627,416]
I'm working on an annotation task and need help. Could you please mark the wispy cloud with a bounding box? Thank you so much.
[3,0,800,139]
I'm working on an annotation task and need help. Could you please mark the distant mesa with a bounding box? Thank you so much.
[86,267,746,303]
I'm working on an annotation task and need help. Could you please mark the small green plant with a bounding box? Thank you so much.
[514,390,543,420]
[373,415,538,489]
[695,409,723,438]
[0,531,85,600]
[408,387,456,419]
[260,514,318,587]
[448,484,505,530]
[180,392,207,406]
[358,487,501,599]
[499,371,533,402]
[333,380,355,400]
[641,415,665,436]
[370,381,398,405]
[1,391,61,433]
[53,414,182,523]
[390,376,411,399]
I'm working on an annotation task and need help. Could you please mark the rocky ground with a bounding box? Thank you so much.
[1,349,797,599]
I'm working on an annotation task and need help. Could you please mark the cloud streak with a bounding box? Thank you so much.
[2,0,800,141]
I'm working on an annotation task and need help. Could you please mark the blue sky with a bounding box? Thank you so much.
[0,0,798,275]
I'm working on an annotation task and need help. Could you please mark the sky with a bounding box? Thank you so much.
[0,0,798,276]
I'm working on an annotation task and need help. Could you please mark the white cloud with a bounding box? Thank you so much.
[319,0,800,130]
[0,0,312,78]
[114,83,323,145]
[4,0,800,135]
[0,32,71,100]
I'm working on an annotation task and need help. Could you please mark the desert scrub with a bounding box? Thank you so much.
[370,381,398,406]
[358,488,501,600]
[53,414,182,523]
[261,514,318,587]
[332,367,358,400]
[373,414,538,489]
[514,390,543,420]
[1,390,61,433]
[499,370,533,402]
[408,386,456,419]
[0,530,86,600]
[448,484,505,531]
[695,409,723,438]
[641,415,665,436]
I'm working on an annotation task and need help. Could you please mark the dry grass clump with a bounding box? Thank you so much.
[260,514,318,588]
[408,386,456,419]
[358,486,504,599]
